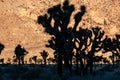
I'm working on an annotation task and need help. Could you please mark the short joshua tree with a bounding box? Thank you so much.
[14,44,28,65]
[32,56,37,64]
[0,43,4,54]
[40,50,49,65]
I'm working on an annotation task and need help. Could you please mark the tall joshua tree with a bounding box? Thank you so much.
[37,0,105,76]
[86,27,105,73]
[40,50,49,65]
[38,0,76,76]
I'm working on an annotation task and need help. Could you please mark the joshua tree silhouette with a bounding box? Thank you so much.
[14,44,28,65]
[103,34,120,66]
[74,28,92,75]
[29,56,37,64]
[73,5,86,32]
[73,27,105,74]
[85,27,105,73]
[0,58,4,64]
[40,50,49,65]
[38,0,75,76]
[37,0,109,76]
[0,43,5,64]
[0,43,4,54]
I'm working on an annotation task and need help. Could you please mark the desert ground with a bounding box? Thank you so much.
[0,64,120,80]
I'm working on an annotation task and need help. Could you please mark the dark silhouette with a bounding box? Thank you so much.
[38,0,75,76]
[0,43,5,64]
[103,57,110,64]
[30,56,37,64]
[32,56,37,64]
[37,0,118,77]
[73,27,105,75]
[40,50,49,65]
[0,43,5,54]
[74,28,92,75]
[73,5,86,32]
[102,34,120,66]
[0,58,4,64]
[85,27,105,73]
[93,55,103,64]
[14,44,28,65]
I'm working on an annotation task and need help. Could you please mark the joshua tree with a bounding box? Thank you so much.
[31,56,37,64]
[73,27,105,74]
[0,43,5,64]
[114,34,120,62]
[38,0,75,76]
[40,50,49,65]
[37,0,106,76]
[102,34,120,66]
[0,43,4,54]
[86,27,105,73]
[0,58,4,64]
[14,44,28,65]
[74,28,92,75]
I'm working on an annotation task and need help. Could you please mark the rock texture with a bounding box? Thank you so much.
[0,0,119,62]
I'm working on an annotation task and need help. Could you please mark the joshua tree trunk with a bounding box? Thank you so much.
[112,51,115,66]
[58,53,62,77]
[79,58,84,75]
[21,57,24,64]
[85,51,94,74]
[76,51,79,74]
[18,58,21,65]
[89,51,94,73]
[89,59,93,73]
[43,58,47,65]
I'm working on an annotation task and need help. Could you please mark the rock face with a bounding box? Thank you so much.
[0,0,119,62]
